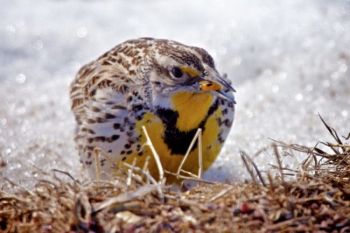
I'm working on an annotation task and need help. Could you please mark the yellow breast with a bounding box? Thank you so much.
[122,91,223,183]
[171,91,214,131]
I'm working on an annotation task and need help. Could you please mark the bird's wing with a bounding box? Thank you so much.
[70,59,144,121]
[70,57,152,163]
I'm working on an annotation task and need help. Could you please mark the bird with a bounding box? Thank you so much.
[70,38,235,183]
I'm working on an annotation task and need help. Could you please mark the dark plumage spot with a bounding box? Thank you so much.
[126,150,132,155]
[108,149,112,153]
[128,139,134,144]
[92,106,100,112]
[102,60,110,66]
[113,123,121,129]
[224,119,232,127]
[218,119,222,126]
[205,55,215,68]
[87,119,96,124]
[96,117,106,123]
[105,113,116,119]
[140,37,153,40]
[218,132,224,143]
[100,159,106,166]
[122,157,126,161]
[90,90,96,96]
[94,136,106,142]
[111,135,120,141]
[112,105,127,110]
[124,117,130,124]
[132,104,143,112]
[119,84,129,93]
[207,99,219,116]
[193,47,215,68]
[124,144,131,149]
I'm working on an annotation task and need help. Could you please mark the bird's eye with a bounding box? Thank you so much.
[170,66,184,78]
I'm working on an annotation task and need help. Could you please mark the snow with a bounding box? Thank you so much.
[1,0,349,186]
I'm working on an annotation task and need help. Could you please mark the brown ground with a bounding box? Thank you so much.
[0,117,349,233]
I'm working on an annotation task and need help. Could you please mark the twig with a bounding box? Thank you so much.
[240,151,266,186]
[51,169,80,184]
[241,151,257,184]
[122,163,158,186]
[198,128,203,178]
[2,177,35,196]
[126,157,137,187]
[209,185,234,202]
[273,144,285,184]
[94,184,158,213]
[264,217,311,231]
[142,156,151,184]
[122,162,164,201]
[93,148,101,182]
[176,128,202,179]
[164,170,217,184]
[319,114,343,147]
[142,126,164,183]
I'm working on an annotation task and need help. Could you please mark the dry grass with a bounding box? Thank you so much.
[0,117,349,232]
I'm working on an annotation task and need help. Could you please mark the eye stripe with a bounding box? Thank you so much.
[180,66,200,78]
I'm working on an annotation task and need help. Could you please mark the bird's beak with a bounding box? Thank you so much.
[179,65,236,103]
[198,76,236,103]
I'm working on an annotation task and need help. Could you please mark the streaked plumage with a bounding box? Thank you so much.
[70,38,235,183]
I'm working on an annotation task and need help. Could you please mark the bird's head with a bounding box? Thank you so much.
[143,39,236,106]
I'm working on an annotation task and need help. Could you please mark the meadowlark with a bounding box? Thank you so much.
[70,38,235,183]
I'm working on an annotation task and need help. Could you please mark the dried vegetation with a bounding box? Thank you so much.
[0,116,349,232]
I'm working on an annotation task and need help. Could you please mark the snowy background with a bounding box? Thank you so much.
[1,0,349,186]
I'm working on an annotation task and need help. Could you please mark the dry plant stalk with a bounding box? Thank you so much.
[176,128,203,179]
[142,126,165,183]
